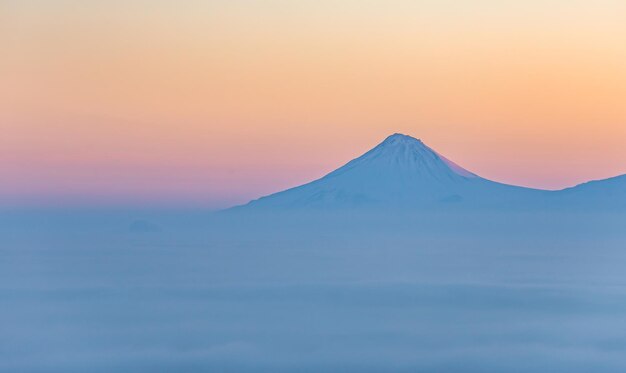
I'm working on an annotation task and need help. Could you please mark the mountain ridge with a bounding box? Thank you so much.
[230,133,624,211]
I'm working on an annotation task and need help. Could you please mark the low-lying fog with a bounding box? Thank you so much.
[2,209,626,372]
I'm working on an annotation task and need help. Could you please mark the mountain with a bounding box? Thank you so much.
[233,133,549,211]
[552,174,626,210]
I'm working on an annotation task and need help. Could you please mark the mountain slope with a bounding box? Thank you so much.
[552,174,626,210]
[234,133,546,210]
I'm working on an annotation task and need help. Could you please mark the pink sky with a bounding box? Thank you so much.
[2,1,626,208]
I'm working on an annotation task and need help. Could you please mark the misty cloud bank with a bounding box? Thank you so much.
[2,208,626,372]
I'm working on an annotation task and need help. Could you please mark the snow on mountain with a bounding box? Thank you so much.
[234,133,544,210]
[553,174,626,209]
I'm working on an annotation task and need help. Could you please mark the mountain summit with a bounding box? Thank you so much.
[348,133,478,180]
[235,133,542,210]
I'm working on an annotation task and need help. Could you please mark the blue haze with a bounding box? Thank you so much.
[2,209,626,372]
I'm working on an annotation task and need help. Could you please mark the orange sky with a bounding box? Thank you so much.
[2,1,626,208]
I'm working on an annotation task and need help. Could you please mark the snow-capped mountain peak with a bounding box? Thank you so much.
[326,133,478,181]
[381,132,424,145]
[235,133,501,210]
[230,132,624,211]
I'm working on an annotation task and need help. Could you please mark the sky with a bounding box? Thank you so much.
[2,0,626,208]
